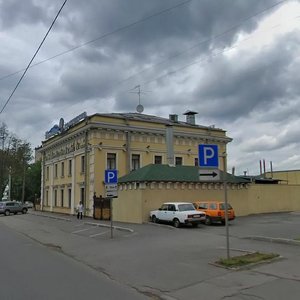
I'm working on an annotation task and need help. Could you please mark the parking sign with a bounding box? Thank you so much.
[105,170,118,184]
[198,144,219,168]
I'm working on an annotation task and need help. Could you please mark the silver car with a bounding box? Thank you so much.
[0,201,28,216]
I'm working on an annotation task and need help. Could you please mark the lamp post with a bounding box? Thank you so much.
[8,166,11,201]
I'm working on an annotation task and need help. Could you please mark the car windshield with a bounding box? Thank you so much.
[178,204,195,211]
[219,203,233,210]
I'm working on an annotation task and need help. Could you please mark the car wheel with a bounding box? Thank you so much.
[221,220,226,225]
[14,212,17,215]
[205,216,212,225]
[4,210,10,216]
[192,223,198,228]
[22,208,28,214]
[173,218,181,228]
[151,215,158,223]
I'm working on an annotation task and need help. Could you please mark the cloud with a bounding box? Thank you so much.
[0,0,299,175]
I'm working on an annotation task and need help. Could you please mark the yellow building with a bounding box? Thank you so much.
[36,111,232,216]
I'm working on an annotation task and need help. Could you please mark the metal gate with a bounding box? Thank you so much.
[93,194,111,220]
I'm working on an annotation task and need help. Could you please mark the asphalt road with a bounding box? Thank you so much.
[1,210,300,300]
[0,220,148,300]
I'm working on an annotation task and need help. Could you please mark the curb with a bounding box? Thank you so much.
[245,236,300,246]
[29,211,71,222]
[84,221,134,233]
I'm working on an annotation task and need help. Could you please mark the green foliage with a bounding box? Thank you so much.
[0,122,36,201]
[217,252,279,268]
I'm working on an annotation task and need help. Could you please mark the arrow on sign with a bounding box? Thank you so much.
[199,171,218,177]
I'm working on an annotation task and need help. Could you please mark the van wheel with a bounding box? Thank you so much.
[4,210,10,216]
[173,218,181,228]
[205,216,212,225]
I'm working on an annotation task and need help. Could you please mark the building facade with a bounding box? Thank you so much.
[36,111,232,216]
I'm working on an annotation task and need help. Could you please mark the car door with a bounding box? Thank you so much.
[165,204,176,221]
[157,204,169,221]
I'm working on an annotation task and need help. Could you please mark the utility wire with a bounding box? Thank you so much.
[118,0,288,85]
[0,0,191,82]
[0,0,68,114]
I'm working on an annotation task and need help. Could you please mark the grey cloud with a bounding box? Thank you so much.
[0,0,49,29]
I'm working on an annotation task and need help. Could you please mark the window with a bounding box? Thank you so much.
[154,155,162,164]
[61,162,64,177]
[161,204,168,211]
[68,160,72,176]
[46,190,49,206]
[107,153,116,170]
[168,204,176,211]
[61,189,64,207]
[46,166,49,180]
[68,188,72,208]
[54,164,58,178]
[80,187,85,204]
[81,156,85,173]
[194,157,199,166]
[54,190,57,206]
[209,203,217,210]
[132,154,140,170]
[175,157,183,166]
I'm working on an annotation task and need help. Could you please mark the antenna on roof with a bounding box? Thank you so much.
[129,85,151,113]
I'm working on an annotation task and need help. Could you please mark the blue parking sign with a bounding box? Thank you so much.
[105,170,118,184]
[198,144,219,167]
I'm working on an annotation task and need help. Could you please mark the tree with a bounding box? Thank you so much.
[25,161,41,203]
[0,123,34,201]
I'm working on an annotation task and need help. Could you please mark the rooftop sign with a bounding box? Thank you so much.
[45,112,87,140]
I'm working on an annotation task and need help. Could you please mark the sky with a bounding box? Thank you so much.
[0,0,300,176]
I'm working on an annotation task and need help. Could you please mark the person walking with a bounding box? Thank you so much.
[77,201,84,219]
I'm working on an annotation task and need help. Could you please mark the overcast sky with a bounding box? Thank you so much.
[0,0,300,175]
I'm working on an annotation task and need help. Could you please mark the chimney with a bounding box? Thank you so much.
[169,114,178,122]
[165,125,174,166]
[183,110,198,125]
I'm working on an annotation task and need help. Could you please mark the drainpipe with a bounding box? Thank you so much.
[84,119,89,216]
[125,131,131,173]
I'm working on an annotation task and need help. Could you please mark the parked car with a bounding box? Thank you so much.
[25,201,34,208]
[0,201,28,216]
[193,201,235,225]
[150,202,206,228]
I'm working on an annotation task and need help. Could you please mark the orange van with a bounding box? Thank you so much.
[193,201,235,225]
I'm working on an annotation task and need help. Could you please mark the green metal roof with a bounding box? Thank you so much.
[119,164,249,184]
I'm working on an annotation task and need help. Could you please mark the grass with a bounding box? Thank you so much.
[216,252,279,268]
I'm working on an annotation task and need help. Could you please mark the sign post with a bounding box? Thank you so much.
[104,170,118,239]
[199,144,230,259]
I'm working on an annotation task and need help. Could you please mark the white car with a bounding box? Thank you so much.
[150,202,206,228]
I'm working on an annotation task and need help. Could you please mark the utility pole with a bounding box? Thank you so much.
[8,166,11,201]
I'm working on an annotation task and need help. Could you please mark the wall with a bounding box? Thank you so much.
[114,182,300,223]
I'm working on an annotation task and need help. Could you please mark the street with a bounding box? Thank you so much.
[1,211,300,299]
[0,220,148,300]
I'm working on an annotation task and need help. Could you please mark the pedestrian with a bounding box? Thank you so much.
[77,201,83,219]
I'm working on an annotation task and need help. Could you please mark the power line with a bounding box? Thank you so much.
[0,0,192,82]
[118,0,288,86]
[0,0,68,114]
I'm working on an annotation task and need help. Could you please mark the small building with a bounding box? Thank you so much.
[115,164,249,223]
[114,164,300,224]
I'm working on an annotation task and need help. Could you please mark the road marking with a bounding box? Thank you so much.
[72,228,92,234]
[89,230,110,238]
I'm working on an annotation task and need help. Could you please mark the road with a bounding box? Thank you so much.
[1,211,300,299]
[0,221,148,300]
